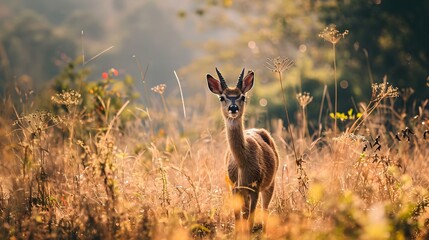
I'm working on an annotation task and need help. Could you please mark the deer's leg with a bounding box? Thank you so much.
[247,190,259,232]
[233,189,259,233]
[261,184,275,231]
[261,184,274,210]
[233,188,247,233]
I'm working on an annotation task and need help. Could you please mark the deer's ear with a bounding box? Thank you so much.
[207,74,223,95]
[241,71,254,94]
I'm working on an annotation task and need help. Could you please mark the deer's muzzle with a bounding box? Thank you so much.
[228,104,239,114]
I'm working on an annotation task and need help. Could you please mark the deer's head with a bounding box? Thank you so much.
[207,68,254,119]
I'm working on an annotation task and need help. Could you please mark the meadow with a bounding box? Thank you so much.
[1,48,429,240]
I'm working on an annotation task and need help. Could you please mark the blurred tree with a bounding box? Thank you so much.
[0,10,76,94]
[179,0,334,126]
[181,0,428,127]
[320,0,429,105]
[21,0,84,25]
[64,11,105,40]
[0,0,195,102]
[108,1,192,94]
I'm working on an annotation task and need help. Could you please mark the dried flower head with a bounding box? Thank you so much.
[51,90,81,106]
[371,82,399,100]
[266,57,294,73]
[296,92,313,108]
[13,110,60,137]
[151,84,166,95]
[334,133,368,147]
[319,24,349,45]
[400,87,415,102]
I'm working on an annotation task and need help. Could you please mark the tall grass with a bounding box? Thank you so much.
[0,51,429,240]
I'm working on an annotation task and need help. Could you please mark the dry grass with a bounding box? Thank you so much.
[0,76,429,240]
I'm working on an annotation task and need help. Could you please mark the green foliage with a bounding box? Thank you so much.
[51,59,145,130]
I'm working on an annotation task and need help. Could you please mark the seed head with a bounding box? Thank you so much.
[14,110,59,130]
[51,90,81,106]
[266,57,294,73]
[371,82,399,100]
[319,24,349,45]
[151,84,166,95]
[296,92,313,108]
[400,87,415,102]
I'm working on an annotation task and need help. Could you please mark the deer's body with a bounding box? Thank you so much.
[207,68,279,232]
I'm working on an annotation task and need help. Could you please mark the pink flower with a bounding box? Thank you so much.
[101,72,109,79]
[110,68,119,76]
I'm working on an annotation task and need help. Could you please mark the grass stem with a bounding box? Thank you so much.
[174,70,187,119]
[333,43,338,135]
[277,71,298,163]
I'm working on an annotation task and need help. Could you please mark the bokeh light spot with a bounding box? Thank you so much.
[340,80,349,89]
[248,41,256,49]
[259,98,268,107]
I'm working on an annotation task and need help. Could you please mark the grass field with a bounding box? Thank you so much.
[0,63,429,240]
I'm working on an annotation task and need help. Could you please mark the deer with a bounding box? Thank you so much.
[206,68,279,233]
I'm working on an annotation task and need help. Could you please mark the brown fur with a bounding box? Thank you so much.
[207,69,279,232]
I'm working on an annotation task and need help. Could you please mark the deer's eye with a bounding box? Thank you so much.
[240,95,246,102]
[219,96,225,102]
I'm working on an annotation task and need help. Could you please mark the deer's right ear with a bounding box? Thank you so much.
[207,74,223,95]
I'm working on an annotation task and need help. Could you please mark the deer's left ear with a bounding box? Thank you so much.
[241,71,254,94]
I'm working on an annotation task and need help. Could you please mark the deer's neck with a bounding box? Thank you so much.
[225,117,247,166]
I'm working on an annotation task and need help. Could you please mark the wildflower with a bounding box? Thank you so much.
[329,108,363,121]
[296,92,313,108]
[151,84,168,113]
[101,67,119,79]
[109,68,119,76]
[319,24,349,135]
[265,56,298,164]
[51,90,81,106]
[400,87,414,102]
[266,57,294,73]
[151,84,166,95]
[102,72,109,79]
[296,92,313,138]
[14,110,60,134]
[348,80,399,133]
[330,112,348,121]
[318,24,349,45]
[371,82,399,100]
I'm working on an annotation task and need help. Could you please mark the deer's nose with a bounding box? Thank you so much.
[228,104,239,114]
